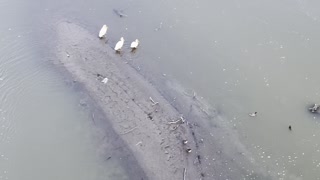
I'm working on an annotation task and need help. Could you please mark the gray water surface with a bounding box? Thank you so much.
[98,0,320,179]
[0,0,145,180]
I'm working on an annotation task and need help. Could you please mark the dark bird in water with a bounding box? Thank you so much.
[289,125,292,131]
[249,112,257,117]
[309,104,320,113]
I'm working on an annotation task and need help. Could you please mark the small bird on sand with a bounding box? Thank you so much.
[186,149,192,153]
[248,112,257,117]
[114,37,124,51]
[130,39,139,49]
[98,25,108,38]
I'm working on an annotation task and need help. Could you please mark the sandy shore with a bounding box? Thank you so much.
[52,20,274,180]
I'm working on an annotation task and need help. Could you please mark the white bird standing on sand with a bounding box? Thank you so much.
[130,39,139,49]
[114,37,124,51]
[98,25,108,38]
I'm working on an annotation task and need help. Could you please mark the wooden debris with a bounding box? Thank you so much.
[193,92,196,99]
[136,141,142,146]
[248,112,257,117]
[309,104,320,113]
[171,125,179,131]
[149,97,159,106]
[120,127,138,135]
[180,116,185,123]
[168,116,185,124]
[113,9,128,17]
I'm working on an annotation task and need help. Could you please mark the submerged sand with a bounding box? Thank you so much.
[52,20,275,180]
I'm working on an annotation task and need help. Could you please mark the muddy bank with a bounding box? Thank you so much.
[52,20,275,180]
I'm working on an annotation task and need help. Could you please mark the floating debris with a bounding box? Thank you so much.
[113,9,128,17]
[154,22,163,31]
[149,97,159,105]
[309,104,319,113]
[180,116,185,123]
[249,112,257,117]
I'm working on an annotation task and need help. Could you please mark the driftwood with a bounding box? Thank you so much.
[149,97,159,106]
[309,104,320,113]
[168,117,185,124]
[91,113,96,124]
[136,141,142,146]
[120,127,137,135]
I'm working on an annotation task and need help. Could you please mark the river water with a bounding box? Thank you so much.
[0,0,143,180]
[1,0,320,179]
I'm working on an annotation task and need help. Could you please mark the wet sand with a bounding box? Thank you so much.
[52,20,275,180]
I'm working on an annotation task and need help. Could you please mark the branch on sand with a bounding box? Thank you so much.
[149,97,159,106]
[168,116,185,124]
[120,126,138,135]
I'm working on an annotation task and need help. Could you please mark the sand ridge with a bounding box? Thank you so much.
[53,20,274,180]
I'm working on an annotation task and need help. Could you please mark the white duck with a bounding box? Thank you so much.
[98,25,108,38]
[114,37,124,51]
[130,39,140,49]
